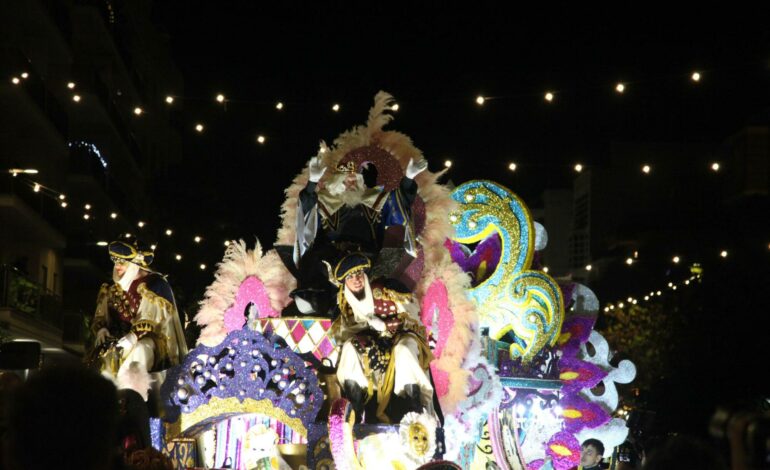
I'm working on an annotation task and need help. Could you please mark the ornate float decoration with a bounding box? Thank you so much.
[155,92,635,470]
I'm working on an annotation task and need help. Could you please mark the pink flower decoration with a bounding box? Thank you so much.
[420,280,456,399]
[545,431,581,470]
[328,398,357,470]
[420,280,453,359]
[223,276,280,333]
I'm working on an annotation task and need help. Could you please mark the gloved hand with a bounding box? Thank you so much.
[95,328,110,346]
[308,157,327,183]
[405,158,428,179]
[116,332,137,352]
[369,317,387,333]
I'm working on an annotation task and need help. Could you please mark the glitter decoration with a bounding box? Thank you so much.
[579,330,637,413]
[223,276,280,333]
[327,398,361,470]
[492,271,565,363]
[334,145,405,192]
[449,181,565,363]
[251,317,337,363]
[544,431,581,470]
[444,233,502,287]
[571,283,600,316]
[556,315,596,358]
[558,394,611,434]
[450,180,535,306]
[161,327,323,439]
[533,221,548,251]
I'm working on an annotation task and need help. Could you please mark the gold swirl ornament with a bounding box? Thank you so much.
[450,180,564,363]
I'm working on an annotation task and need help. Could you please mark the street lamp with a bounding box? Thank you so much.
[7,168,39,177]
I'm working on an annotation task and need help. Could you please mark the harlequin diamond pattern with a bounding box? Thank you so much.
[256,318,336,361]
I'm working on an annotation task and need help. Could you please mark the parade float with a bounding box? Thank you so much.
[156,92,636,470]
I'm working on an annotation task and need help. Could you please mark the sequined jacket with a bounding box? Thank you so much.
[91,273,186,371]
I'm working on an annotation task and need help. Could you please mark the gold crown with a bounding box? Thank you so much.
[132,320,157,335]
[335,161,356,174]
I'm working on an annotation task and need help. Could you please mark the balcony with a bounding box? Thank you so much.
[0,264,63,346]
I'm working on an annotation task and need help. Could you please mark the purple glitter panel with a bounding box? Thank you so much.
[161,328,323,428]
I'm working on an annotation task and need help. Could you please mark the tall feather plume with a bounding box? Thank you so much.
[366,91,396,139]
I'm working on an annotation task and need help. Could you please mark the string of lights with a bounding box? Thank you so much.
[7,170,765,284]
[4,62,752,157]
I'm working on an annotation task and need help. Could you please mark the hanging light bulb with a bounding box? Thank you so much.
[216,94,225,103]
[332,103,340,112]
[110,212,118,219]
[195,123,204,133]
[691,72,701,82]
[444,160,452,168]
[574,163,584,173]
[544,92,554,102]
[72,94,81,103]
[475,95,485,105]
[275,101,284,110]
[642,164,651,174]
[508,162,517,171]
[615,83,626,93]
[67,82,76,89]
[165,96,174,104]
[133,107,143,116]
[256,135,266,144]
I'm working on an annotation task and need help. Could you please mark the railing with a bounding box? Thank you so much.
[0,264,62,329]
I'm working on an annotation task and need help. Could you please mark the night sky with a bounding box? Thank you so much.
[137,5,770,440]
[148,6,770,255]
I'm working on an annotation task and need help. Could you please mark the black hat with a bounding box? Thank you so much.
[108,240,154,270]
[333,253,371,284]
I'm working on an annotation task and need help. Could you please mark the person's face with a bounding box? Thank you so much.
[344,172,359,191]
[344,271,365,294]
[580,444,602,467]
[113,260,128,279]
